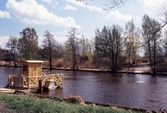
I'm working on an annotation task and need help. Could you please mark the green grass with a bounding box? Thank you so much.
[0,93,139,113]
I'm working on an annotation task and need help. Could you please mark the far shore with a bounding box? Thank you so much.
[1,63,167,75]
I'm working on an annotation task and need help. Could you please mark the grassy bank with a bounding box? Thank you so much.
[0,93,140,113]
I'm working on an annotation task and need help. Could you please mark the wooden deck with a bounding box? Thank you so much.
[8,74,63,89]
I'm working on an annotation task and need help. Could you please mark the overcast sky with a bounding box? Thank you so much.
[0,0,167,48]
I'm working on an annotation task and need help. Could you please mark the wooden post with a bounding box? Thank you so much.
[38,80,43,93]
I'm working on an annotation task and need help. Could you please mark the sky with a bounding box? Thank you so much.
[0,0,167,48]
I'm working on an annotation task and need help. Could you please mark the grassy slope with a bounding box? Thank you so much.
[0,93,139,113]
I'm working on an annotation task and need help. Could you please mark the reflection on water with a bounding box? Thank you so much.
[0,67,21,87]
[42,87,64,97]
[135,81,145,83]
[151,75,156,83]
[1,67,167,111]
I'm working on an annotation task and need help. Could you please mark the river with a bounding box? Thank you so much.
[0,67,167,111]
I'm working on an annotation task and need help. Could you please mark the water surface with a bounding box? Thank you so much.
[1,67,167,111]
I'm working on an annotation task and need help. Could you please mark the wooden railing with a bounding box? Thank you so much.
[8,74,63,89]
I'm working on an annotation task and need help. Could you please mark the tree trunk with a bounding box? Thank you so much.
[148,41,154,73]
[49,58,53,71]
[14,60,17,67]
[49,48,53,70]
[13,51,17,68]
[153,38,156,74]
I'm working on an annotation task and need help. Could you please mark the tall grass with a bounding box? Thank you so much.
[0,93,138,113]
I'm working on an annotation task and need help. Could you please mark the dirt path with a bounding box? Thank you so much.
[127,64,151,73]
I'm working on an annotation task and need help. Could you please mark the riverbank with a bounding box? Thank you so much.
[0,93,144,113]
[45,63,167,75]
[2,59,167,75]
[2,61,167,75]
[0,64,155,75]
[0,87,163,113]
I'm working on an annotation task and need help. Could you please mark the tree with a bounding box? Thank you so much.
[63,42,72,61]
[124,20,140,66]
[67,27,79,71]
[42,30,57,70]
[6,36,18,67]
[94,25,123,72]
[18,27,38,60]
[0,49,12,64]
[94,28,103,68]
[142,14,162,74]
[163,29,167,57]
[79,35,93,62]
[0,46,2,60]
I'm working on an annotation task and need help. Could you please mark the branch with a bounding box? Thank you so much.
[103,0,125,10]
[76,0,126,9]
[152,21,167,37]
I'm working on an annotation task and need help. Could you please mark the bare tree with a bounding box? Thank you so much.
[163,29,167,57]
[142,14,163,74]
[94,25,123,72]
[6,36,18,67]
[63,42,72,61]
[67,27,79,71]
[42,30,57,70]
[79,35,93,62]
[124,20,140,66]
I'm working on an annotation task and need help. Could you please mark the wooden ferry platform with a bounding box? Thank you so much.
[6,60,64,92]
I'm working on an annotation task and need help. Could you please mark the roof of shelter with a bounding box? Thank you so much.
[23,60,44,63]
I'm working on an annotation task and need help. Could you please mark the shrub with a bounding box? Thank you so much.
[54,59,64,67]
[65,95,85,105]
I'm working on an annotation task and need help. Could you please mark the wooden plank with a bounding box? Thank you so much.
[0,88,15,93]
